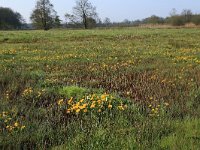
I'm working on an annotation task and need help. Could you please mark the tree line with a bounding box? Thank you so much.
[0,0,98,30]
[136,9,200,26]
[100,9,200,27]
[1,0,200,30]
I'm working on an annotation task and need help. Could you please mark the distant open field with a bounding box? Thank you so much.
[0,28,200,149]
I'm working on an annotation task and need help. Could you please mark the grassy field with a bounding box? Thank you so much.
[0,28,200,149]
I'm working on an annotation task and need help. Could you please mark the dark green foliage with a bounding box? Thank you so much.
[53,16,62,28]
[0,7,24,30]
[143,15,165,24]
[86,17,97,28]
[191,15,200,25]
[30,0,57,30]
[166,15,185,26]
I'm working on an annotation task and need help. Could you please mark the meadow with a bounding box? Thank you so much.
[0,28,200,149]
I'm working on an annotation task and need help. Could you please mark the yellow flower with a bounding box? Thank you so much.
[101,94,108,101]
[21,126,26,129]
[37,92,41,97]
[6,126,13,132]
[76,109,80,113]
[108,104,112,109]
[14,122,19,127]
[68,98,73,104]
[83,109,88,113]
[57,99,64,105]
[118,106,124,110]
[80,104,87,109]
[91,95,95,100]
[97,100,102,105]
[164,102,169,106]
[90,104,95,108]
[2,111,7,117]
[98,109,102,112]
[73,104,79,110]
[80,99,84,103]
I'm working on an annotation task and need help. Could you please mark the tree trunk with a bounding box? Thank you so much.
[83,13,87,29]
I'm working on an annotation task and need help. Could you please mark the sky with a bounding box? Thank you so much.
[1,0,200,23]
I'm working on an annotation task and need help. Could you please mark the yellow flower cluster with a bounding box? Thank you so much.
[22,87,33,97]
[57,94,128,115]
[5,123,25,132]
[21,88,46,98]
[0,111,25,133]
[5,91,9,100]
[148,97,170,117]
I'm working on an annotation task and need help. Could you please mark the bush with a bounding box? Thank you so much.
[191,15,200,25]
[168,16,185,26]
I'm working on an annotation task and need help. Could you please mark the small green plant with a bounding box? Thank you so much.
[58,86,89,99]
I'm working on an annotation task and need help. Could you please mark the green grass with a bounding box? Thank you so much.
[0,28,200,149]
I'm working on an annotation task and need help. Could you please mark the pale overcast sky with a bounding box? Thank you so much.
[1,0,200,23]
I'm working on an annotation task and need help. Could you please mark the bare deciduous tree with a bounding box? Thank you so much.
[181,9,193,23]
[65,0,98,29]
[103,17,111,26]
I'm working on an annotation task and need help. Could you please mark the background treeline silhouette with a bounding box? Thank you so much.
[0,6,200,30]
